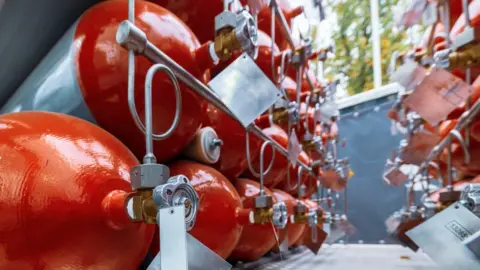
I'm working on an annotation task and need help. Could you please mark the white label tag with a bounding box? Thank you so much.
[383,166,409,186]
[288,129,302,167]
[422,2,437,26]
[317,101,339,123]
[405,67,474,125]
[390,60,427,90]
[385,214,402,234]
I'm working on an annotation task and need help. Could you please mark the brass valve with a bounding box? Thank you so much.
[214,9,257,61]
[252,207,274,224]
[291,203,309,224]
[214,27,242,61]
[127,189,158,224]
[271,108,289,125]
[448,43,480,69]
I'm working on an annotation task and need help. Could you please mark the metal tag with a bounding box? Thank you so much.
[185,233,232,270]
[422,2,437,26]
[401,129,441,165]
[148,205,232,270]
[383,166,409,186]
[325,220,354,244]
[406,203,480,270]
[208,53,282,128]
[465,230,480,258]
[304,226,327,255]
[385,213,402,234]
[390,60,427,90]
[288,129,302,167]
[272,230,289,253]
[403,0,426,27]
[149,205,188,270]
[316,101,339,123]
[405,67,474,125]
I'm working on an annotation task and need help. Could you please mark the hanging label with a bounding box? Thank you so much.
[390,60,427,90]
[383,166,409,186]
[401,129,441,165]
[407,203,480,270]
[385,212,402,234]
[404,67,474,126]
[422,2,437,26]
[404,0,427,27]
[288,129,302,167]
[304,226,327,255]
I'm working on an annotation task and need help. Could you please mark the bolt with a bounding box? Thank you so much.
[210,138,223,148]
[184,199,192,208]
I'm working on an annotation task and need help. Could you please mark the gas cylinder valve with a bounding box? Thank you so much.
[291,202,309,224]
[434,44,480,70]
[251,195,288,228]
[152,175,199,230]
[214,9,258,61]
[302,135,323,154]
[460,184,480,217]
[127,166,199,230]
[271,101,299,126]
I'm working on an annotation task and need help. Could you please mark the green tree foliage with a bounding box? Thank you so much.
[325,0,410,95]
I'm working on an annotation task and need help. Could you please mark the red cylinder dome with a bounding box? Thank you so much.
[450,0,480,79]
[151,0,243,43]
[0,111,153,269]
[168,160,244,259]
[204,104,262,180]
[230,178,279,261]
[272,189,306,247]
[275,151,312,195]
[1,0,210,163]
[244,125,289,188]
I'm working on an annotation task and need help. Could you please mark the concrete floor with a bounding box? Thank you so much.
[233,244,439,270]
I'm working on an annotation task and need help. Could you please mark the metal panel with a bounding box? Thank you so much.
[0,0,98,107]
[334,98,418,244]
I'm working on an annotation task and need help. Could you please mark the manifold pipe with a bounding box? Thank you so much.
[117,20,240,126]
[271,0,296,50]
[116,20,315,176]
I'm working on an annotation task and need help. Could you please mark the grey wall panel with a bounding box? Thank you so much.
[0,0,98,107]
[335,101,406,244]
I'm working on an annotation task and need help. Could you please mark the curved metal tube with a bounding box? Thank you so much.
[303,93,316,136]
[449,129,470,164]
[428,161,444,187]
[245,131,275,178]
[259,140,274,196]
[141,64,182,163]
[271,4,277,82]
[296,166,303,198]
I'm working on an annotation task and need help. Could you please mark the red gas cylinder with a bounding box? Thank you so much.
[258,0,303,50]
[205,103,262,179]
[0,112,153,269]
[1,0,210,163]
[275,151,312,195]
[450,0,480,78]
[151,0,252,43]
[168,160,245,259]
[244,125,289,188]
[230,178,279,262]
[428,177,480,203]
[450,139,480,176]
[272,189,306,247]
